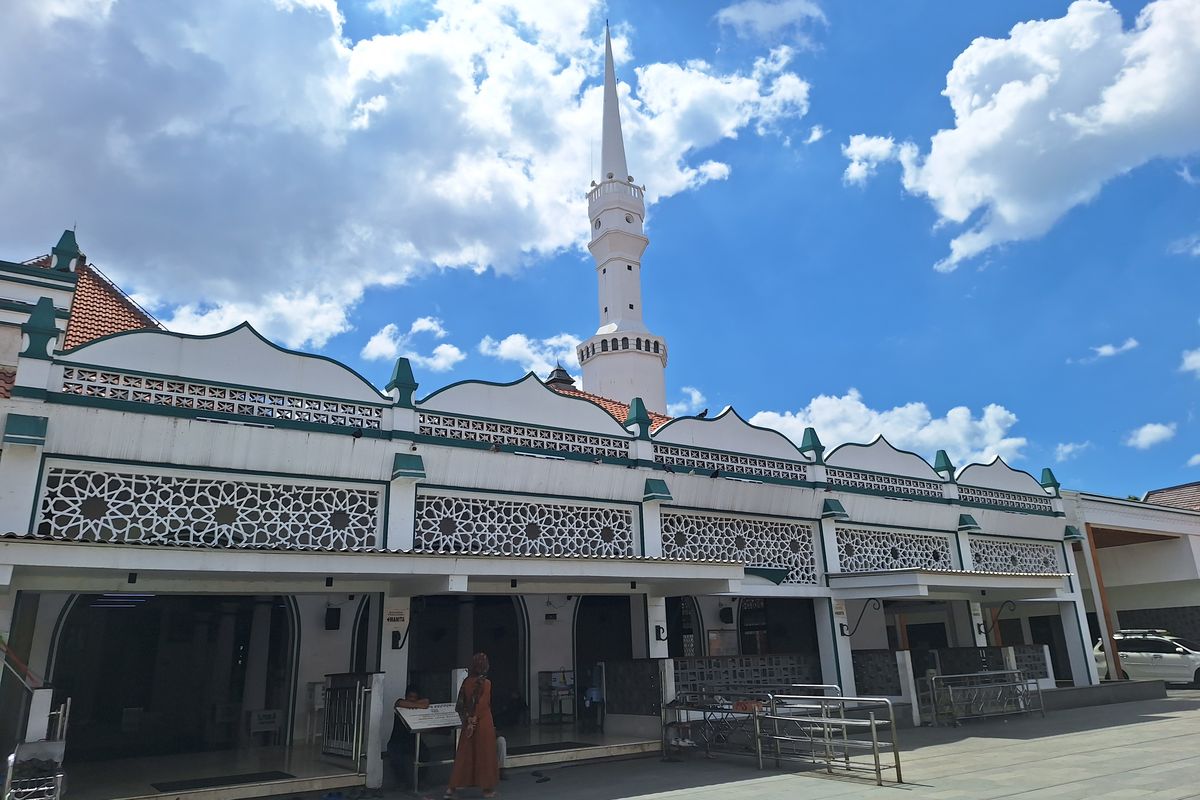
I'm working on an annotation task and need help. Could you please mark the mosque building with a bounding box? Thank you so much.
[2,25,1199,800]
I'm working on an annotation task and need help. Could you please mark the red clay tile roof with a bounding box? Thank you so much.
[0,368,14,399]
[63,264,160,349]
[549,385,672,431]
[23,256,160,349]
[1144,482,1200,511]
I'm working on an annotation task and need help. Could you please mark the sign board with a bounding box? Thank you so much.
[385,606,409,630]
[396,702,461,732]
[250,709,281,733]
[832,600,848,620]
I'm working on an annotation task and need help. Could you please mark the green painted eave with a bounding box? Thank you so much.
[957,513,981,532]
[821,498,849,519]
[3,413,48,447]
[799,427,825,463]
[386,357,418,407]
[1040,468,1061,493]
[745,566,789,585]
[643,477,672,503]
[933,449,954,475]
[1063,525,1084,542]
[392,452,426,480]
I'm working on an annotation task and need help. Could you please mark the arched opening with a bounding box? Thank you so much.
[621,337,629,350]
[738,598,819,655]
[636,338,642,350]
[574,596,632,718]
[407,596,525,708]
[653,341,660,354]
[50,594,297,762]
[665,596,703,657]
[601,340,608,352]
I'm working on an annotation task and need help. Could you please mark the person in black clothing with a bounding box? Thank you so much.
[389,686,432,788]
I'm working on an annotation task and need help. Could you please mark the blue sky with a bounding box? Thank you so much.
[2,0,1198,497]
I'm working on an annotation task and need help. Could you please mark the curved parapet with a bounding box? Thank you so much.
[418,372,634,438]
[56,323,389,404]
[825,436,941,480]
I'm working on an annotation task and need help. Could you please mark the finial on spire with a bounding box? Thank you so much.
[601,25,629,182]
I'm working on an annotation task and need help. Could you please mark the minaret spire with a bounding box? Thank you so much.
[601,24,629,182]
[576,24,668,414]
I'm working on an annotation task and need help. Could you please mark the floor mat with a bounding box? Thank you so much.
[506,741,592,756]
[151,771,295,791]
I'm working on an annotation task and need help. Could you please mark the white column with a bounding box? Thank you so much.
[365,672,386,789]
[386,481,417,552]
[814,598,856,695]
[646,596,669,659]
[967,602,988,647]
[1059,598,1098,686]
[641,502,663,559]
[0,588,16,701]
[894,651,920,727]
[379,595,411,747]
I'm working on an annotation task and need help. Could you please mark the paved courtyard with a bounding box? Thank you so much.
[379,690,1200,800]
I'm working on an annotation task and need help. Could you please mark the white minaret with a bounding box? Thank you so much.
[577,26,668,414]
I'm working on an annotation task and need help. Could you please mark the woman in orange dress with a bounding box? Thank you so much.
[446,652,498,799]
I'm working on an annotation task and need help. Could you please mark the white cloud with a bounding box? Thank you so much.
[749,388,1026,467]
[667,386,707,417]
[0,0,811,348]
[360,317,465,372]
[1071,336,1139,363]
[478,332,582,378]
[841,134,897,185]
[1180,347,1200,376]
[1187,453,1200,467]
[716,0,826,46]
[1124,422,1176,449]
[1055,441,1091,462]
[847,0,1200,271]
[804,124,825,144]
[1170,233,1200,257]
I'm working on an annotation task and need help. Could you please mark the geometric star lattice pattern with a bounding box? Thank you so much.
[35,466,380,550]
[660,512,816,584]
[414,492,633,557]
[968,537,1061,574]
[835,526,955,572]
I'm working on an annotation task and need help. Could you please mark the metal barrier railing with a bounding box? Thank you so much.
[322,673,372,770]
[662,689,901,786]
[917,670,1044,727]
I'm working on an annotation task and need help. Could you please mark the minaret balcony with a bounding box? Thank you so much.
[588,179,645,207]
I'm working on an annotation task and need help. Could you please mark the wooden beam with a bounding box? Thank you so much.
[1085,522,1123,680]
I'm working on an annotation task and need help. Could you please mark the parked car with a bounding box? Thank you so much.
[1093,629,1200,683]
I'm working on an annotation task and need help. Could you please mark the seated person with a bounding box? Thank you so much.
[492,688,527,729]
[389,687,432,787]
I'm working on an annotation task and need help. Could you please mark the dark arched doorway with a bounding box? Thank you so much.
[407,596,524,708]
[738,598,819,655]
[50,594,296,762]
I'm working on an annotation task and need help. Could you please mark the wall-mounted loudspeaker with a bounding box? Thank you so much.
[325,607,341,631]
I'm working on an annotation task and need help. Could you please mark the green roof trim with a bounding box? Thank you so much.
[1040,467,1061,494]
[386,357,418,407]
[821,498,850,520]
[799,427,825,463]
[643,478,672,503]
[933,449,954,477]
[1063,525,1084,542]
[20,296,59,360]
[745,566,789,585]
[624,396,651,439]
[957,513,981,532]
[3,414,48,447]
[391,453,426,480]
[50,229,82,272]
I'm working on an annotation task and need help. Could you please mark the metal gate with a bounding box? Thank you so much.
[321,673,372,767]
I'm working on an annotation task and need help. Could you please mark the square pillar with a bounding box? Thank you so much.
[1059,598,1099,686]
[378,595,412,747]
[386,454,424,552]
[641,479,672,559]
[0,414,48,535]
[646,595,669,659]
[814,598,856,695]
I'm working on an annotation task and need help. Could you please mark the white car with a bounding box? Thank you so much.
[1094,630,1200,684]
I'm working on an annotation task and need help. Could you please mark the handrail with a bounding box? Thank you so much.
[663,688,902,786]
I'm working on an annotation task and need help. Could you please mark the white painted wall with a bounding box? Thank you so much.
[524,594,577,721]
[292,593,359,742]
